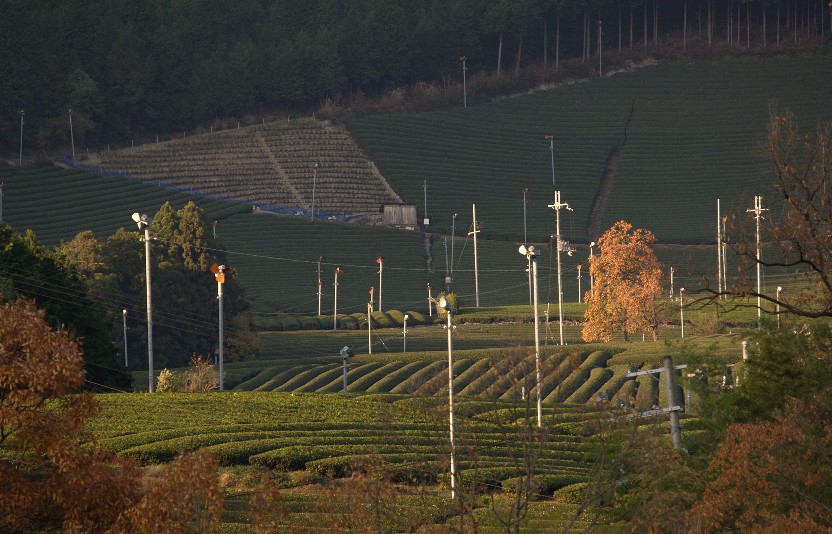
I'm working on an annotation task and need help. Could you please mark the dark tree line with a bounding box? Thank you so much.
[2,0,830,152]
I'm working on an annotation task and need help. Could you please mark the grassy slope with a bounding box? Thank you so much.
[347,57,832,244]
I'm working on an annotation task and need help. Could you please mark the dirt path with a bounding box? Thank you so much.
[586,145,621,243]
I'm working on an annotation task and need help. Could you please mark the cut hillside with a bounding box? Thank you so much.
[89,118,401,216]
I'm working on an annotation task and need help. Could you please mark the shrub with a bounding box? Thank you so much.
[299,316,322,330]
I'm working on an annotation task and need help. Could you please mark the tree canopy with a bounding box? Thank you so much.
[4,0,829,150]
[582,220,663,342]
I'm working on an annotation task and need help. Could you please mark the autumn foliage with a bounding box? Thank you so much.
[0,298,224,533]
[686,392,832,532]
[582,221,664,342]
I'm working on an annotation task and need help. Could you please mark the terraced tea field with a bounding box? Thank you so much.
[348,57,832,244]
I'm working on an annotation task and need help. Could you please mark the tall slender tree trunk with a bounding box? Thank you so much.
[514,30,523,78]
[777,0,781,46]
[644,0,648,49]
[582,9,588,62]
[629,0,634,49]
[795,0,798,44]
[727,1,732,45]
[556,12,561,71]
[497,31,503,78]
[698,0,702,41]
[708,0,713,46]
[684,0,688,50]
[618,0,622,52]
[763,3,768,49]
[543,18,548,70]
[654,0,659,47]
[746,1,750,47]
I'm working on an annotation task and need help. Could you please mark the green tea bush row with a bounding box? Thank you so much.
[501,472,588,496]
[275,364,343,392]
[566,367,613,404]
[551,351,609,403]
[365,361,431,393]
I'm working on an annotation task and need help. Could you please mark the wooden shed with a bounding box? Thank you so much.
[381,204,418,229]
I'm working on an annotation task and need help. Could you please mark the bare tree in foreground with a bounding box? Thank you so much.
[700,109,832,319]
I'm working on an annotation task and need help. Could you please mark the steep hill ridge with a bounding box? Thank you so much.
[90,118,401,216]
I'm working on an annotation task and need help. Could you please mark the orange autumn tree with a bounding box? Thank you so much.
[0,298,224,533]
[583,221,664,342]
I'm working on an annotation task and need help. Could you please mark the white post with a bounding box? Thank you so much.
[469,205,480,307]
[445,301,456,500]
[776,286,782,328]
[367,302,372,354]
[403,314,409,352]
[218,276,224,390]
[427,283,433,316]
[532,251,542,427]
[140,218,154,393]
[670,266,675,299]
[589,242,595,296]
[577,264,582,303]
[548,192,572,345]
[122,309,128,367]
[680,288,685,338]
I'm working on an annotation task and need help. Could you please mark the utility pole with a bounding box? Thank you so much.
[520,245,542,427]
[577,264,582,302]
[438,295,457,499]
[598,19,603,77]
[548,192,573,345]
[427,283,433,316]
[626,357,686,449]
[544,134,555,186]
[460,56,467,108]
[423,180,429,226]
[722,215,728,294]
[443,237,450,292]
[469,205,480,307]
[210,263,234,390]
[680,287,685,337]
[311,163,319,220]
[0,182,5,222]
[717,199,723,296]
[747,196,767,324]
[376,256,384,312]
[122,309,128,367]
[132,213,154,393]
[317,256,323,316]
[68,108,76,162]
[451,213,457,282]
[19,110,24,166]
[523,192,529,302]
[340,346,351,392]
[333,267,343,330]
